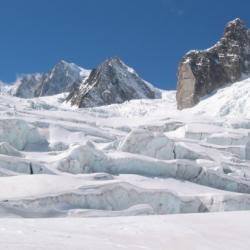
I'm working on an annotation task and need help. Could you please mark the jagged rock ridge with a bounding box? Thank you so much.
[67,57,159,108]
[11,60,90,98]
[176,18,250,110]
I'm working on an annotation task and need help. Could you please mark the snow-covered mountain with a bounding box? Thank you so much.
[67,57,160,108]
[1,211,249,250]
[35,60,90,97]
[5,57,160,108]
[9,60,90,98]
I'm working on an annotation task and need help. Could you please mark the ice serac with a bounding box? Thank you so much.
[12,60,90,98]
[177,18,250,109]
[67,57,158,108]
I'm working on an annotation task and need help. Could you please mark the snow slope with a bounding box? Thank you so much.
[192,76,250,118]
[1,211,250,250]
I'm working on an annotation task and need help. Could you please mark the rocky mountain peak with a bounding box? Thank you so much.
[9,56,158,107]
[67,57,158,108]
[104,56,122,65]
[52,60,80,73]
[96,56,134,75]
[176,18,250,110]
[36,61,90,97]
[56,59,69,65]
[47,60,83,80]
[94,56,123,75]
[11,60,90,98]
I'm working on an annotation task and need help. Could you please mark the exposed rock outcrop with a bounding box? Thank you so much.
[177,18,250,110]
[67,57,159,108]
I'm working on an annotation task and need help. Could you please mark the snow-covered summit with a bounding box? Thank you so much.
[3,57,160,108]
[36,60,90,97]
[67,56,160,108]
[9,60,90,98]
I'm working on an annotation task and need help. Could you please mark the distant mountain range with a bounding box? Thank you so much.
[9,60,90,99]
[3,57,160,108]
[1,18,249,110]
[67,57,160,108]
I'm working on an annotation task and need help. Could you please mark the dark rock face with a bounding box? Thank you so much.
[176,18,250,110]
[67,57,158,108]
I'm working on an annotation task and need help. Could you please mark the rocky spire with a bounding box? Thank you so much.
[67,56,157,108]
[176,18,250,110]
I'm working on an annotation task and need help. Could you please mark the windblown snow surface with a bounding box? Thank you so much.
[1,78,250,249]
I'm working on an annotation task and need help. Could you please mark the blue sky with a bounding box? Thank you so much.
[0,0,250,89]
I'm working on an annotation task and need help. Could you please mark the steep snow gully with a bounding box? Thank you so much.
[0,76,250,218]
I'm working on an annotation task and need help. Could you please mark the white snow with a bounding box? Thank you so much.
[0,212,250,250]
[0,119,48,151]
[191,77,250,118]
[0,76,250,248]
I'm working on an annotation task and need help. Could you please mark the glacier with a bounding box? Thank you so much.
[0,77,249,217]
[0,77,250,249]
